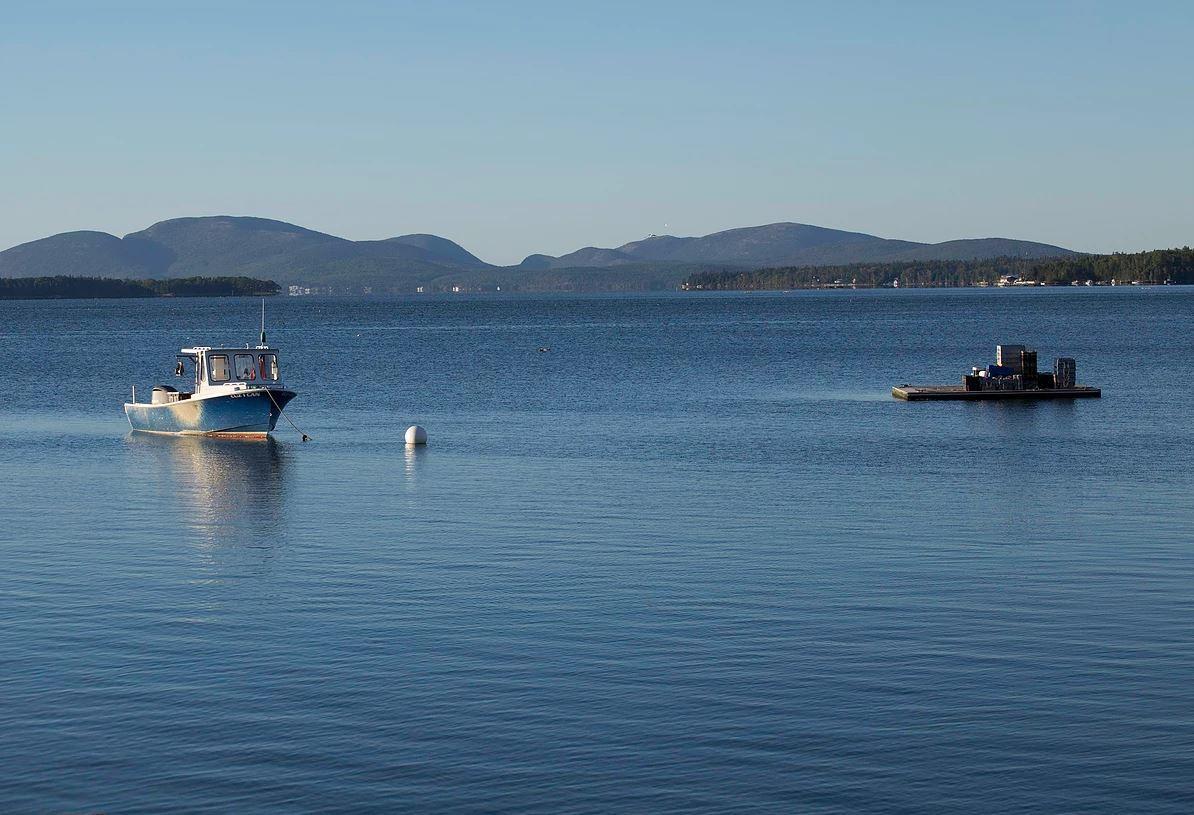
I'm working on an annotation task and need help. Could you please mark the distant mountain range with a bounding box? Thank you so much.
[0,216,1078,292]
[0,217,490,291]
[518,222,1076,270]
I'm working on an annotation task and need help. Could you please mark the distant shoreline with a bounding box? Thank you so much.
[0,275,280,301]
[682,280,1191,292]
[680,248,1194,292]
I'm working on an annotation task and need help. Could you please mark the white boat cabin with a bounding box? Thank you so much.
[161,346,284,403]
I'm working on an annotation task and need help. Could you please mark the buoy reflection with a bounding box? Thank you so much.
[403,443,425,484]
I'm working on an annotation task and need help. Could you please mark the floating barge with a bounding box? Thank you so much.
[893,344,1101,401]
[893,384,1100,401]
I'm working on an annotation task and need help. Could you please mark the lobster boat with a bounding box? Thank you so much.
[124,306,297,437]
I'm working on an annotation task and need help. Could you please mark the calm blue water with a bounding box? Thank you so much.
[2,289,1192,813]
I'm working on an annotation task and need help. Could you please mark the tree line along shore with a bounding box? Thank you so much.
[681,248,1194,290]
[2,248,1192,299]
[0,276,280,300]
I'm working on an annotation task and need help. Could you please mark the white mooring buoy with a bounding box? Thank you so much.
[405,425,428,445]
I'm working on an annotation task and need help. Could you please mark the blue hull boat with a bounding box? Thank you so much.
[125,387,296,436]
[125,307,298,438]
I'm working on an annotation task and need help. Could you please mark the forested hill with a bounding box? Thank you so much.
[0,276,280,300]
[519,222,1076,269]
[0,217,492,291]
[682,248,1194,290]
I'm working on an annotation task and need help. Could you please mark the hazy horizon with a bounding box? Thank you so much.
[3,1,1191,265]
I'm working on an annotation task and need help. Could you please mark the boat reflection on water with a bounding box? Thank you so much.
[125,432,291,554]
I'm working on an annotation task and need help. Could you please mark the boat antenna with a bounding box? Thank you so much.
[260,298,266,346]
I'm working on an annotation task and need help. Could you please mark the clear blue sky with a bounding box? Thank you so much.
[2,0,1190,264]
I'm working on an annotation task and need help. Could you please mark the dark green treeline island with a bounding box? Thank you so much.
[0,276,280,300]
[683,247,1194,290]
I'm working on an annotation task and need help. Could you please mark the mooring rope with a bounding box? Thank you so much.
[264,387,310,441]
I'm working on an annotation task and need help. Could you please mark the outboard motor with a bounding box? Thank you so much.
[151,385,179,405]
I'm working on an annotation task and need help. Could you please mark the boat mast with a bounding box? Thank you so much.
[260,298,266,346]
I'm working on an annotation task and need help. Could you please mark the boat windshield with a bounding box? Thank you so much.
[259,353,280,382]
[234,354,256,381]
[204,350,279,385]
[209,354,231,382]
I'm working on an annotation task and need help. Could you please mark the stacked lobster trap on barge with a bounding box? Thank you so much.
[962,345,1074,393]
[894,344,1100,401]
